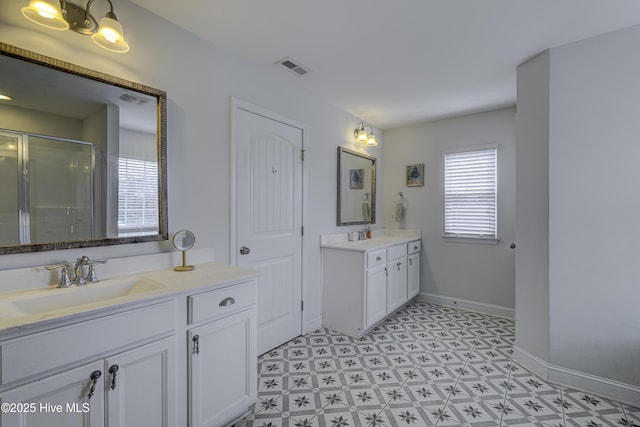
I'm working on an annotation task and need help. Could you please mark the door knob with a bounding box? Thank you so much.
[510,243,516,249]
[240,246,251,255]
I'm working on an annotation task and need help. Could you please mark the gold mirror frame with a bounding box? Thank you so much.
[0,42,168,254]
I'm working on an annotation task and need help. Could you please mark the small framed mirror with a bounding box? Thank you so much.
[337,147,376,225]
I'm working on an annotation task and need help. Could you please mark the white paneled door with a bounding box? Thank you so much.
[233,102,303,355]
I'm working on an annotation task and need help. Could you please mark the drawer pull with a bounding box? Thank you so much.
[413,246,419,250]
[376,256,382,261]
[88,370,102,400]
[192,335,200,355]
[219,297,236,307]
[108,365,119,390]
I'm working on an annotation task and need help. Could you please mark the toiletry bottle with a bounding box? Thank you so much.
[366,226,372,239]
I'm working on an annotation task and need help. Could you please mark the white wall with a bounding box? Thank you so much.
[514,50,550,363]
[0,104,82,139]
[383,108,516,313]
[549,26,640,388]
[515,25,640,403]
[0,0,383,332]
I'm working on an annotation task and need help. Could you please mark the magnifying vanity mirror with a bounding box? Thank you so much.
[337,147,376,225]
[0,43,167,254]
[172,230,195,272]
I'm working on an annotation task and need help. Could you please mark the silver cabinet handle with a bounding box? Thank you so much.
[88,370,101,400]
[240,246,251,255]
[108,365,119,390]
[413,246,419,251]
[192,335,200,355]
[376,256,382,261]
[219,297,236,307]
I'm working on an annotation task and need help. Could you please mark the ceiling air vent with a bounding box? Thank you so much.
[276,57,310,77]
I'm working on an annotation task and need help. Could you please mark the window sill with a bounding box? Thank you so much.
[442,235,500,245]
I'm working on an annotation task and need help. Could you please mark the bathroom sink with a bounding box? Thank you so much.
[0,277,166,319]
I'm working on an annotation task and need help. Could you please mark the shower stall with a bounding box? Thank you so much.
[0,129,94,246]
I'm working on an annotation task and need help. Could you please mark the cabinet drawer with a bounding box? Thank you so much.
[408,240,421,254]
[366,250,387,269]
[0,300,175,385]
[387,244,407,260]
[188,281,256,324]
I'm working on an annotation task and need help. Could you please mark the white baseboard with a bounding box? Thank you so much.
[304,315,322,334]
[418,292,515,319]
[513,345,640,408]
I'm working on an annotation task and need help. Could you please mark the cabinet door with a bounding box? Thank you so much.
[105,337,175,427]
[408,253,420,299]
[0,360,104,427]
[189,308,257,427]
[365,266,387,328]
[387,258,408,312]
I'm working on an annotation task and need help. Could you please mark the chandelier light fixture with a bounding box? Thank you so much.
[21,0,130,53]
[353,121,377,147]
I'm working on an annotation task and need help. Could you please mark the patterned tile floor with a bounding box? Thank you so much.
[238,302,640,427]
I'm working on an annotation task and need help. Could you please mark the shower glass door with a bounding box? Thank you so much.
[0,129,95,246]
[0,132,20,246]
[27,136,94,244]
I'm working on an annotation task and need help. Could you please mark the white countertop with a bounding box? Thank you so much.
[320,229,421,252]
[0,262,257,334]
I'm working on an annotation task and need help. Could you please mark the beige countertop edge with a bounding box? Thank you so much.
[320,236,420,252]
[0,262,258,335]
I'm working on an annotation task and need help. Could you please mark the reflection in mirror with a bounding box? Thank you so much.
[337,147,376,225]
[0,43,167,254]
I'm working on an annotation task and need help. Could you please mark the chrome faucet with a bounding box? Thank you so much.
[46,264,73,288]
[72,256,108,285]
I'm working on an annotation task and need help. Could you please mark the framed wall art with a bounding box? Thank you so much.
[350,169,364,189]
[406,163,424,187]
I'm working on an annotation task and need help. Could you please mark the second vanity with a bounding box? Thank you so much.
[321,230,421,337]
[0,261,258,427]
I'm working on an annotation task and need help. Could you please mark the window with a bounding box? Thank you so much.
[118,157,159,237]
[444,147,497,241]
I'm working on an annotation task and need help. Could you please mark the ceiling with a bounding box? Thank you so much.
[129,0,640,129]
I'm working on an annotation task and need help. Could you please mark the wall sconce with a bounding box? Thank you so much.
[353,121,378,147]
[21,0,130,53]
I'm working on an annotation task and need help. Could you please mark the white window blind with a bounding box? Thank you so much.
[444,148,497,239]
[118,157,159,236]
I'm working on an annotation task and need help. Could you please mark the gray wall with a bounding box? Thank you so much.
[383,108,516,311]
[514,50,550,363]
[515,25,640,399]
[548,25,640,388]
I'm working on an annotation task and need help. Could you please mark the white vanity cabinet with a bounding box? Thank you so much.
[0,360,105,427]
[365,250,387,329]
[105,337,175,427]
[0,301,176,427]
[0,263,259,427]
[187,281,257,427]
[407,240,421,299]
[386,244,408,312]
[322,234,422,337]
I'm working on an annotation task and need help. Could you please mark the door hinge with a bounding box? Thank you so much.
[301,300,304,311]
[301,149,305,161]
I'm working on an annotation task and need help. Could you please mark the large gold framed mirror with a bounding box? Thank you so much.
[0,43,168,254]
